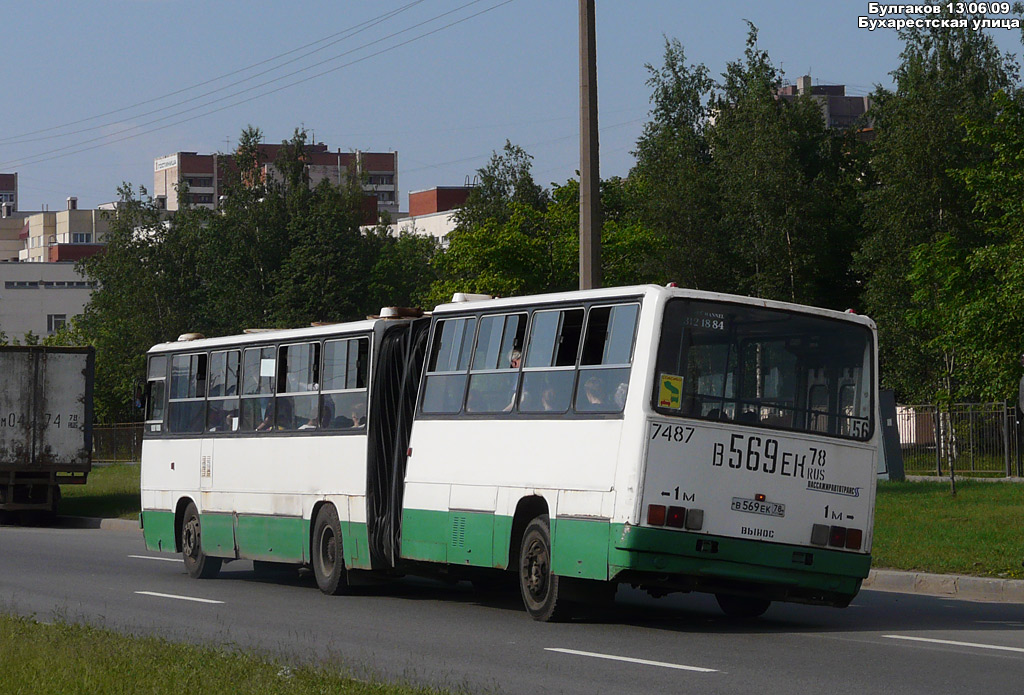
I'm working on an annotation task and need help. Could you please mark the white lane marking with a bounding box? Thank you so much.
[884,635,1024,654]
[134,591,224,605]
[545,648,718,673]
[128,555,182,563]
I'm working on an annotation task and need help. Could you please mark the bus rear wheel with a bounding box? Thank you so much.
[181,502,221,579]
[715,593,771,619]
[519,515,572,622]
[312,505,349,595]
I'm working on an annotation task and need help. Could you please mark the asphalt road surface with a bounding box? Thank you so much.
[2,523,1023,695]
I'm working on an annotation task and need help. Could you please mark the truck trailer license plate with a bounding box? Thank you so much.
[731,497,785,517]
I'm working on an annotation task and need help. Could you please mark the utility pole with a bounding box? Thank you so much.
[579,0,601,289]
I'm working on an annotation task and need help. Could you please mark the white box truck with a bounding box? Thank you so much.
[0,346,94,517]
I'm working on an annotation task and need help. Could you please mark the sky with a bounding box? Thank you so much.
[2,0,1023,211]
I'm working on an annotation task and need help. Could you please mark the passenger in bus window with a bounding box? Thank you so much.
[256,398,293,431]
[255,400,275,431]
[583,375,606,407]
[349,397,367,428]
[540,386,559,411]
[613,380,628,409]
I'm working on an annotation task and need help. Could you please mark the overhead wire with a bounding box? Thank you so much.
[0,0,514,169]
[0,0,430,145]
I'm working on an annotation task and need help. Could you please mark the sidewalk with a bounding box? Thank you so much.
[57,515,139,532]
[864,568,1024,603]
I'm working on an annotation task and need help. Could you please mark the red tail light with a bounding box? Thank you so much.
[666,506,686,528]
[647,504,666,526]
[845,528,863,550]
[828,526,847,548]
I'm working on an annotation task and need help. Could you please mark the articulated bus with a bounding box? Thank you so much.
[140,285,878,620]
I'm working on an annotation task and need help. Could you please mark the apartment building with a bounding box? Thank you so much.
[0,173,17,211]
[18,198,109,263]
[777,75,873,131]
[154,143,399,217]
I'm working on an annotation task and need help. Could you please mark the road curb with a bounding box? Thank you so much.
[865,569,1024,603]
[57,516,140,532]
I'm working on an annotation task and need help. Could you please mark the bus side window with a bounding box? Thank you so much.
[575,303,639,414]
[145,355,168,433]
[422,317,477,414]
[207,350,240,432]
[321,337,369,430]
[277,342,320,431]
[167,353,207,434]
[519,308,584,414]
[241,346,276,432]
[466,313,526,413]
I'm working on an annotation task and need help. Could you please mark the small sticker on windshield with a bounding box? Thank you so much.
[658,374,683,409]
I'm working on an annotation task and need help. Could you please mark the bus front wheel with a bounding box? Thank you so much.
[519,515,572,622]
[715,593,771,618]
[181,502,221,579]
[312,505,349,595]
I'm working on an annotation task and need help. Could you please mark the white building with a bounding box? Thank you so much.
[0,262,96,340]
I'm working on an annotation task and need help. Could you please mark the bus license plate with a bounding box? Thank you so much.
[731,497,785,517]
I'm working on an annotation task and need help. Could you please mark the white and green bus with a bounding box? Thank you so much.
[141,284,878,620]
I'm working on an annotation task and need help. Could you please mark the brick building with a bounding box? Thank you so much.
[154,144,398,218]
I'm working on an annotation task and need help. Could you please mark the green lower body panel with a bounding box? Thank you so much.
[610,524,872,603]
[140,507,367,569]
[141,510,175,553]
[236,515,308,563]
[342,520,370,570]
[400,508,510,569]
[200,513,237,558]
[400,508,449,563]
[550,518,612,580]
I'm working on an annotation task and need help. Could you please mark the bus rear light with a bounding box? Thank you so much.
[666,506,686,528]
[684,508,704,531]
[754,493,766,502]
[810,524,829,546]
[647,504,666,526]
[828,526,847,548]
[845,528,863,550]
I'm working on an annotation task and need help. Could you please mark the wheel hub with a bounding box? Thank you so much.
[523,539,548,599]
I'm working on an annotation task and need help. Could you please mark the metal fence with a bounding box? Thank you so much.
[92,423,143,463]
[897,401,1023,478]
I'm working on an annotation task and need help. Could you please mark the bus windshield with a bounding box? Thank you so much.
[653,299,874,441]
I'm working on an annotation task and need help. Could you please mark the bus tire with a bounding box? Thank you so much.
[518,515,572,622]
[312,505,349,596]
[181,502,221,579]
[715,593,771,618]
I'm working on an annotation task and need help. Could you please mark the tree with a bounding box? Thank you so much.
[711,24,866,307]
[452,141,549,232]
[629,37,723,290]
[430,144,662,306]
[76,184,207,421]
[945,89,1024,400]
[857,15,1018,400]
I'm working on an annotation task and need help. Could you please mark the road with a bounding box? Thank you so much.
[2,524,1023,694]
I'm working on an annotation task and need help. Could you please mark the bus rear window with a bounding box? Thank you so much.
[653,300,874,440]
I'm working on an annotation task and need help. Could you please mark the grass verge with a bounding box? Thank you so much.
[0,614,448,695]
[60,463,140,520]
[874,480,1024,579]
